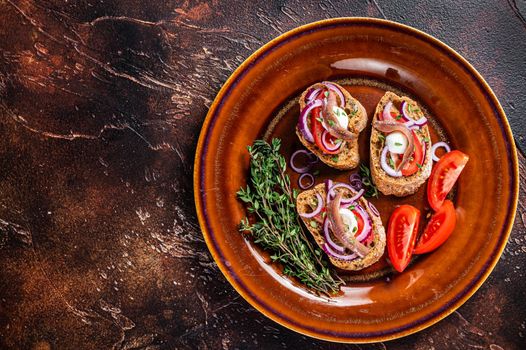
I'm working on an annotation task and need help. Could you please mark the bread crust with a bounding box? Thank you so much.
[370,92,433,197]
[296,82,368,170]
[296,183,386,271]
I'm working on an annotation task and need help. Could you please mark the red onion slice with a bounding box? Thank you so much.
[298,173,314,189]
[298,99,322,143]
[431,141,451,162]
[322,82,345,107]
[340,188,365,205]
[299,193,323,218]
[400,101,415,123]
[380,146,402,177]
[305,87,322,102]
[413,117,428,126]
[290,150,313,174]
[323,219,345,252]
[327,183,363,204]
[382,101,394,121]
[367,201,380,217]
[323,243,358,261]
[349,173,363,190]
[321,130,343,152]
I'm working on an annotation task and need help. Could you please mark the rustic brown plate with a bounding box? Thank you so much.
[193,18,519,343]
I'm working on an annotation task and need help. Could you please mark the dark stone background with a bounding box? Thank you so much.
[0,1,524,349]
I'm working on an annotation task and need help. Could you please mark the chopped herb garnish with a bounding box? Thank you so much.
[324,91,329,97]
[316,117,324,123]
[378,133,386,142]
[327,120,336,127]
[388,157,395,168]
[310,221,318,228]
[423,137,430,143]
[352,226,357,233]
[395,142,403,146]
[416,163,423,169]
[237,139,343,295]
[359,164,379,198]
[312,169,320,176]
[408,104,413,113]
[350,205,356,210]
[395,114,403,120]
[330,155,339,162]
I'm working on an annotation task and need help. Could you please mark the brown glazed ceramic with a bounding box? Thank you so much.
[194,18,519,342]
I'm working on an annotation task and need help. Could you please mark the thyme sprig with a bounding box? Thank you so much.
[237,139,343,295]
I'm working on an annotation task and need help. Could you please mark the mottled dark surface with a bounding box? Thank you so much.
[0,1,525,349]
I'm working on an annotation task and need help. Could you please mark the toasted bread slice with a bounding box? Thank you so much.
[296,183,386,271]
[296,82,367,170]
[370,92,433,197]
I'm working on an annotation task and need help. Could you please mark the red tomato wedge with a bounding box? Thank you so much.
[427,150,469,211]
[414,200,457,254]
[352,209,364,237]
[401,131,424,176]
[387,205,420,272]
[310,93,342,155]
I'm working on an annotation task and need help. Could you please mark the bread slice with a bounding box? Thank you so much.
[370,92,433,197]
[296,183,386,271]
[296,82,367,170]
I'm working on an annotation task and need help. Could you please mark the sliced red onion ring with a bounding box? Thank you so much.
[349,173,363,190]
[324,179,333,194]
[380,146,402,177]
[404,120,415,128]
[368,201,380,217]
[323,219,345,252]
[431,141,451,162]
[321,130,343,152]
[323,243,358,261]
[299,193,323,218]
[305,87,321,102]
[413,117,428,126]
[382,101,394,121]
[290,150,313,174]
[322,82,345,107]
[327,183,364,204]
[298,99,322,143]
[298,173,314,189]
[340,188,364,205]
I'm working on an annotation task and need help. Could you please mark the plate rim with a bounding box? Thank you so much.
[193,17,519,343]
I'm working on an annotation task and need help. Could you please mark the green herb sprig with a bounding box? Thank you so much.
[359,164,379,198]
[237,139,343,295]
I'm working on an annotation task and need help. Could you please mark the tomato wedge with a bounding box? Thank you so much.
[427,150,469,211]
[311,100,342,155]
[414,200,457,254]
[387,205,420,272]
[401,131,424,176]
[352,209,364,237]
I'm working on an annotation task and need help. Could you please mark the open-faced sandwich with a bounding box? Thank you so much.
[296,82,368,170]
[370,92,433,197]
[296,181,386,271]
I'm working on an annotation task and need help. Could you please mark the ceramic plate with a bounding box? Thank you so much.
[194,18,519,342]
